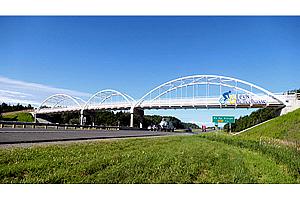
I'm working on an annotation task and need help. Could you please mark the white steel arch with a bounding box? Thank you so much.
[35,75,288,127]
[73,96,87,106]
[134,75,285,109]
[84,89,135,110]
[37,93,84,113]
[148,82,258,102]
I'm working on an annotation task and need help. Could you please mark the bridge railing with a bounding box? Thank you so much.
[85,103,133,110]
[139,95,282,108]
[0,120,120,130]
[37,106,81,114]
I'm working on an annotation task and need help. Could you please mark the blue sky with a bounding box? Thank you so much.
[0,16,299,125]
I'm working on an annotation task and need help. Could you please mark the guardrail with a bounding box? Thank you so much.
[0,120,121,131]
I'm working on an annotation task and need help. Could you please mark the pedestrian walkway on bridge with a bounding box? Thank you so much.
[35,74,299,127]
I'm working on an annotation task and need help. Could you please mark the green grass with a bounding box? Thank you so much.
[199,133,300,181]
[196,108,300,183]
[1,109,299,183]
[0,135,298,183]
[237,108,300,142]
[1,112,34,122]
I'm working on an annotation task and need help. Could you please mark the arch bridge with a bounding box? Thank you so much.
[36,75,289,127]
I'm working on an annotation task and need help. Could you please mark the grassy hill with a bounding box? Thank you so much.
[1,112,34,122]
[237,108,300,142]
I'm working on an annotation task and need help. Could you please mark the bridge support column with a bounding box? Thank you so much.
[130,108,134,128]
[130,107,144,128]
[80,109,84,126]
[34,112,37,123]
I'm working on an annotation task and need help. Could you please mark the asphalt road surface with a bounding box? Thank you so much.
[0,128,185,145]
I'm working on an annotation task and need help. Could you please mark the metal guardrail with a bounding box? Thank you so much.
[0,120,120,130]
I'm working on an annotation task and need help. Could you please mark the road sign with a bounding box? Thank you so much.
[212,116,235,123]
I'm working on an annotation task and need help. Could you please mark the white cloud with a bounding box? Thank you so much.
[0,75,91,107]
[0,96,40,106]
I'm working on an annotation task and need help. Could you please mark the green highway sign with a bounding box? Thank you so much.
[212,116,235,124]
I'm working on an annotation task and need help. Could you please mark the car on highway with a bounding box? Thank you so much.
[185,127,192,132]
[147,125,159,131]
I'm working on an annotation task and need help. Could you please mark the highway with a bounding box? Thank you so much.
[0,128,185,145]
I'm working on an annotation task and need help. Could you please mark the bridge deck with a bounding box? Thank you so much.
[36,94,290,114]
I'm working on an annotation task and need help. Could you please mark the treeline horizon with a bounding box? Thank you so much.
[38,110,200,129]
[0,103,33,113]
[0,102,199,129]
[224,107,282,132]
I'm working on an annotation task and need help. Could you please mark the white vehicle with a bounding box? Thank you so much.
[159,118,175,132]
[152,125,159,131]
[147,125,159,131]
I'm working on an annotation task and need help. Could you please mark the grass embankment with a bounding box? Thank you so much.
[237,108,300,142]
[1,112,34,122]
[0,109,299,183]
[0,134,298,183]
[198,108,300,183]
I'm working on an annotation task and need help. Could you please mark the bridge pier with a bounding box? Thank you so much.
[130,107,144,128]
[80,109,84,126]
[34,112,37,123]
[130,111,134,128]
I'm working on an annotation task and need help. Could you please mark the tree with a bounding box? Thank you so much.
[0,102,33,113]
[224,107,281,132]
